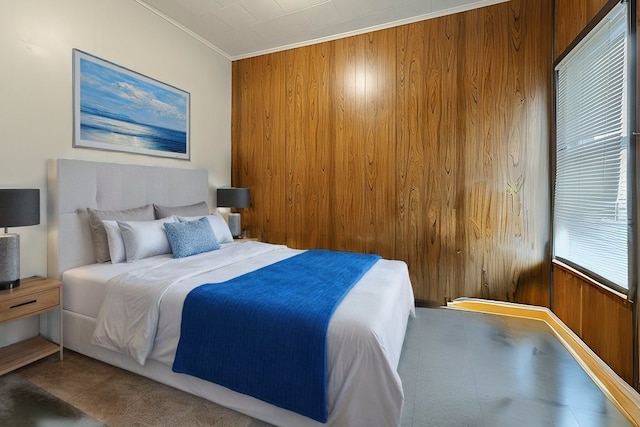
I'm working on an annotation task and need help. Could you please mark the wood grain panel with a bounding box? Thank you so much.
[280,34,397,255]
[553,264,633,384]
[515,0,552,307]
[396,18,442,303]
[367,30,397,258]
[438,14,461,304]
[331,31,396,258]
[396,0,551,303]
[552,264,583,335]
[582,286,633,384]
[285,43,332,249]
[232,0,551,304]
[554,0,610,60]
[232,54,288,244]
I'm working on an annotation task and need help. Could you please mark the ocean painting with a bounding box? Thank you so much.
[73,49,189,159]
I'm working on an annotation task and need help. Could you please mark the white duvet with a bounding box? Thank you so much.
[91,241,415,426]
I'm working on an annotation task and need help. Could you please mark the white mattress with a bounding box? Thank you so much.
[62,241,415,426]
[63,253,174,318]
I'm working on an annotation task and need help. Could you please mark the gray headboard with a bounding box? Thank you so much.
[47,159,209,279]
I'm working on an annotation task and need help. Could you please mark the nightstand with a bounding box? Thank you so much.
[0,276,63,376]
[234,236,260,242]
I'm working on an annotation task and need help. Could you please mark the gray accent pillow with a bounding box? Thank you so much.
[87,205,154,263]
[153,201,209,219]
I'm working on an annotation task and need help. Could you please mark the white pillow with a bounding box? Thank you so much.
[117,217,177,262]
[103,220,126,263]
[178,212,234,244]
[87,204,154,263]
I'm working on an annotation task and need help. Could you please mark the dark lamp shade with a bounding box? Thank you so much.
[217,187,250,208]
[0,189,40,228]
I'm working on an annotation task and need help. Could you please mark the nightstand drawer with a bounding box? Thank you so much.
[0,288,59,323]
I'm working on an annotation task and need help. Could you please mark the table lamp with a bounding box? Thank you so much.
[0,189,40,290]
[217,187,250,238]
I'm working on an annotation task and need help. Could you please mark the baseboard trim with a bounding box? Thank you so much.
[447,298,640,426]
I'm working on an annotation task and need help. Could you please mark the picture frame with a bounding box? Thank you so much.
[72,49,190,160]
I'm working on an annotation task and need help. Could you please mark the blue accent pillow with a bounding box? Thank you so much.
[165,217,220,258]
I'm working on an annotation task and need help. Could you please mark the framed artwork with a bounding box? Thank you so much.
[72,49,190,160]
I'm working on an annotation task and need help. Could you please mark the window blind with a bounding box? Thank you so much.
[554,2,629,291]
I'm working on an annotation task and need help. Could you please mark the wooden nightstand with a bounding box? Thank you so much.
[0,276,63,376]
[234,237,260,242]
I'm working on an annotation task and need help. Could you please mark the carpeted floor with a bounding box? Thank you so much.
[0,373,106,426]
[11,349,272,427]
[5,307,634,426]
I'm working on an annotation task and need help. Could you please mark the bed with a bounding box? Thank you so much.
[46,158,415,427]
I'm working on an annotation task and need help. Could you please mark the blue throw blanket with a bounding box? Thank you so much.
[172,249,380,422]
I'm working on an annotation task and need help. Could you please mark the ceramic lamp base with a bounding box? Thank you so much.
[228,213,242,238]
[0,233,20,290]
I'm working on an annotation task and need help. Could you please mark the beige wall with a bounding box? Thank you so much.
[0,0,231,345]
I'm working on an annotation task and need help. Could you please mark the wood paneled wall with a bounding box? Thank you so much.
[554,0,610,59]
[232,0,552,305]
[553,263,634,383]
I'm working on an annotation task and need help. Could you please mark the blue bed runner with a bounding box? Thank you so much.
[172,249,380,422]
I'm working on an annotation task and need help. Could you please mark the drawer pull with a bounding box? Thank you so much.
[10,300,37,309]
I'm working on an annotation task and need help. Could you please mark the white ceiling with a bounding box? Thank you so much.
[136,0,508,60]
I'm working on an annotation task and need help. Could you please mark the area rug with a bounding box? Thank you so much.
[0,374,106,426]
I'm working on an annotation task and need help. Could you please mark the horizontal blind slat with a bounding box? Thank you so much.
[553,2,629,290]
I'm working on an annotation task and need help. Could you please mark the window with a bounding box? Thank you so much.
[553,2,630,292]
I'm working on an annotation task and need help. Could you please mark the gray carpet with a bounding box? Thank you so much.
[0,374,106,427]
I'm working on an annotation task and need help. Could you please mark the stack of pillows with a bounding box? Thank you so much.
[86,201,234,264]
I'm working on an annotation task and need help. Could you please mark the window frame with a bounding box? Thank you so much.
[551,0,637,299]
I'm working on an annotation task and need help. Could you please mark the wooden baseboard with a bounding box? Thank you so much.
[447,298,640,427]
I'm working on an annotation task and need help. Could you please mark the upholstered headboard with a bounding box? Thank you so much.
[47,159,209,279]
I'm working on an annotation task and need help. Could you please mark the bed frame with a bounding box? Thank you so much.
[47,158,209,280]
[45,158,331,427]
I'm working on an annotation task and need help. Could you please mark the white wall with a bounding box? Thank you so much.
[0,0,231,345]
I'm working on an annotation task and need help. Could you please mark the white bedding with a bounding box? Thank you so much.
[63,241,415,426]
[63,253,174,318]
